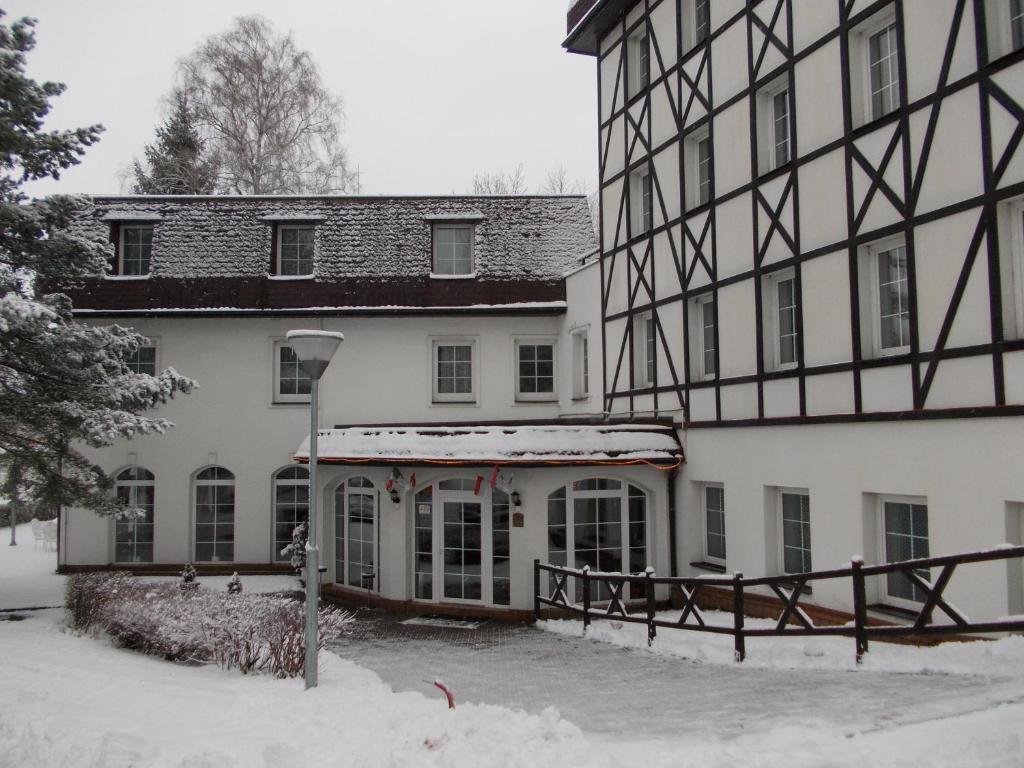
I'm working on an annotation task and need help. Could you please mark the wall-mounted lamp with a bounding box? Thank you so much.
[510,490,522,508]
[389,488,401,505]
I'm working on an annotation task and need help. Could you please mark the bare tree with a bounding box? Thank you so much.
[472,164,527,195]
[177,16,357,195]
[539,164,585,194]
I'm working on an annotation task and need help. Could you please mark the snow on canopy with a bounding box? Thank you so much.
[293,424,683,464]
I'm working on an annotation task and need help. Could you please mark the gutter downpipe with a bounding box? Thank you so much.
[667,462,679,578]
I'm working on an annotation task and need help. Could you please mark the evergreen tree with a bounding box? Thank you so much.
[0,13,195,520]
[131,92,218,194]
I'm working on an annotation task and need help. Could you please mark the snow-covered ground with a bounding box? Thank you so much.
[1,523,1022,767]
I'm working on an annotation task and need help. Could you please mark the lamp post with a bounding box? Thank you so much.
[286,329,344,690]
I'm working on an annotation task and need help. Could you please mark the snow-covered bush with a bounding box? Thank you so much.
[65,572,351,676]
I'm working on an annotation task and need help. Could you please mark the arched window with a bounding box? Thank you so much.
[547,479,648,601]
[333,477,377,589]
[273,466,309,562]
[194,466,234,562]
[114,467,154,563]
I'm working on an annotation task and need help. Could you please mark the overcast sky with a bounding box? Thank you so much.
[9,0,597,198]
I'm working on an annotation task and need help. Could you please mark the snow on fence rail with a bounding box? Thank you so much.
[533,545,1024,663]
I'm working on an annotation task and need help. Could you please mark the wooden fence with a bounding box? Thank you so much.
[533,545,1024,662]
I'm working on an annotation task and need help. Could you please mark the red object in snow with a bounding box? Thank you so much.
[433,680,456,709]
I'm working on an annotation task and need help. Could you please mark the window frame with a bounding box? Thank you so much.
[333,476,379,590]
[571,328,590,401]
[273,223,316,278]
[514,337,558,403]
[757,77,792,175]
[878,494,930,609]
[861,236,911,358]
[192,466,235,563]
[850,8,901,127]
[1000,198,1024,340]
[690,293,716,381]
[983,0,1024,60]
[633,311,656,388]
[682,0,711,51]
[431,223,475,277]
[272,340,313,404]
[113,467,155,564]
[125,342,159,376]
[116,223,154,278]
[272,466,309,563]
[629,166,653,235]
[762,268,799,371]
[778,489,812,576]
[684,128,712,209]
[702,483,726,567]
[627,27,650,99]
[431,337,478,404]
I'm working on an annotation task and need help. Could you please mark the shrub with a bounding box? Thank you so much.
[65,572,352,677]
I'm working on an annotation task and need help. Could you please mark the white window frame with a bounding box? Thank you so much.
[113,467,155,564]
[690,293,716,380]
[762,268,799,371]
[275,224,315,277]
[118,224,153,277]
[272,466,309,563]
[757,78,791,175]
[999,198,1024,340]
[984,0,1024,60]
[682,0,711,52]
[514,337,558,402]
[630,166,653,235]
[125,340,159,376]
[861,236,911,358]
[633,311,655,388]
[878,495,930,609]
[627,27,650,99]
[850,8,900,127]
[571,328,590,400]
[431,338,478,404]
[432,223,475,276]
[192,466,235,563]
[702,483,726,566]
[685,128,711,209]
[272,340,312,404]
[334,476,379,590]
[778,489,812,576]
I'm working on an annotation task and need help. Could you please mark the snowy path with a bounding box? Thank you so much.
[329,609,1024,741]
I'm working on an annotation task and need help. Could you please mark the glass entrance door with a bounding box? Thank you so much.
[443,501,482,601]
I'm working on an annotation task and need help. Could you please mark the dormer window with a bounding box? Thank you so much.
[276,224,315,276]
[119,224,153,276]
[433,223,474,276]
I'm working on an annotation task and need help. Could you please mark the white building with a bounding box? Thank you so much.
[564,0,1024,620]
[61,195,682,618]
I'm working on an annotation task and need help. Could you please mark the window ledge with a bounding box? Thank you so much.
[430,272,477,280]
[271,400,311,407]
[571,394,591,402]
[106,274,151,281]
[689,560,726,574]
[268,274,315,281]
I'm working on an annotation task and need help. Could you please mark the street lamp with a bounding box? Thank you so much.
[286,329,344,690]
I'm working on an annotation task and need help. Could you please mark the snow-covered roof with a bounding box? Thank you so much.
[66,195,596,314]
[293,423,683,466]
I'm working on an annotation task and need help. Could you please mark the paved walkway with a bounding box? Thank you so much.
[329,608,1023,739]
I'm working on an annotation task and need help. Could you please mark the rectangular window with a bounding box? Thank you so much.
[763,269,798,370]
[694,0,710,44]
[631,168,653,234]
[697,136,712,206]
[119,225,153,276]
[780,491,812,575]
[628,30,650,97]
[433,224,474,275]
[126,346,157,376]
[877,244,910,351]
[703,484,725,564]
[276,225,315,276]
[274,342,312,403]
[868,22,900,120]
[633,311,655,387]
[572,330,590,399]
[772,88,791,168]
[516,340,556,401]
[694,294,716,379]
[998,199,1024,340]
[882,498,930,604]
[433,340,476,403]
[1014,0,1024,51]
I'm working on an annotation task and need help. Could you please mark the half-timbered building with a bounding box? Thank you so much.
[565,0,1024,619]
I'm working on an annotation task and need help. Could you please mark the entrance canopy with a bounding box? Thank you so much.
[294,423,683,467]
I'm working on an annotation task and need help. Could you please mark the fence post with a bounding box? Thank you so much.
[533,559,541,622]
[645,567,657,646]
[852,557,868,663]
[582,565,591,632]
[733,571,746,663]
